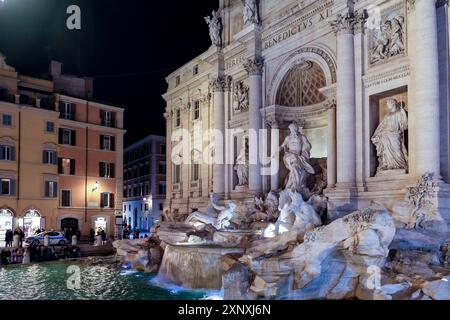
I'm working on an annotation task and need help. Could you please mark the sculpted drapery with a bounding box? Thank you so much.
[281,123,315,193]
[371,98,408,173]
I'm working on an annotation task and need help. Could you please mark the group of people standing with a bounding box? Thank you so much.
[89,228,107,245]
[3,227,25,247]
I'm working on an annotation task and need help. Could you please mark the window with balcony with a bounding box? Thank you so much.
[0,178,14,196]
[58,158,75,175]
[191,163,200,181]
[61,190,71,207]
[60,102,76,120]
[193,101,200,120]
[159,181,167,195]
[101,110,116,128]
[99,162,115,178]
[173,165,181,184]
[100,135,115,151]
[43,150,57,165]
[175,110,181,127]
[58,128,76,146]
[0,145,15,161]
[159,161,167,175]
[44,181,58,198]
[100,192,115,208]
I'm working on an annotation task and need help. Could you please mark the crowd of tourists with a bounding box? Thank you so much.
[0,245,81,266]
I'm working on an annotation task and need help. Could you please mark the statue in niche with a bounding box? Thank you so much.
[234,138,249,187]
[281,122,315,193]
[371,15,406,64]
[242,0,260,25]
[371,98,408,173]
[205,10,222,47]
[0,52,14,71]
[233,81,249,112]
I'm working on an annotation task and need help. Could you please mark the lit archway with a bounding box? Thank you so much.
[0,208,14,241]
[23,209,43,237]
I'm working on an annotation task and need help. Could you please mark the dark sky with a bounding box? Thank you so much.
[0,0,217,146]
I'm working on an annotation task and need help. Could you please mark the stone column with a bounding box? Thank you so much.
[245,58,264,194]
[326,100,337,188]
[413,0,441,178]
[330,12,357,187]
[269,119,280,191]
[210,76,230,195]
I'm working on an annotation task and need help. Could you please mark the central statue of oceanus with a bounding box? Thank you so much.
[281,122,315,193]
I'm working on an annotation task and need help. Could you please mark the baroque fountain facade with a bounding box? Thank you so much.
[115,0,450,300]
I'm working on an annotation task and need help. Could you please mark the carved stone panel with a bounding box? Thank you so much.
[368,3,407,66]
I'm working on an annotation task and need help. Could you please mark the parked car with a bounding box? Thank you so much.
[24,231,67,246]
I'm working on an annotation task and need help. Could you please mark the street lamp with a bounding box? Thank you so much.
[92,181,99,192]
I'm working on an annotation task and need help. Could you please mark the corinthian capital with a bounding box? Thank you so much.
[244,57,264,76]
[354,10,368,34]
[329,12,356,35]
[209,75,232,92]
[324,98,337,111]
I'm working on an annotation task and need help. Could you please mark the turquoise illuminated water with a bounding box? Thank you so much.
[0,261,210,300]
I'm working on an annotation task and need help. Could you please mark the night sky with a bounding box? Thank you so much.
[0,0,217,145]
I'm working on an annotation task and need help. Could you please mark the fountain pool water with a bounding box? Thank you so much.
[0,261,213,300]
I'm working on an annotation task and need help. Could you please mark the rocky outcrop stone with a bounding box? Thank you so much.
[222,263,253,300]
[373,283,411,300]
[113,238,163,273]
[287,207,396,292]
[157,244,245,289]
[421,276,450,300]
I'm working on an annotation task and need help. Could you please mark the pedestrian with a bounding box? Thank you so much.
[11,248,17,263]
[5,229,13,247]
[14,227,24,247]
[101,229,107,245]
[77,229,81,242]
[89,228,95,244]
[0,249,8,265]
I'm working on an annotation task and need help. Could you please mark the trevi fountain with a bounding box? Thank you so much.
[114,0,449,301]
[114,122,449,300]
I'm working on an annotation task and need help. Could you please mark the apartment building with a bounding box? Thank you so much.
[0,56,125,240]
[123,135,166,231]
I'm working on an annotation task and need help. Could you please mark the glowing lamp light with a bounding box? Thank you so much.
[92,181,100,192]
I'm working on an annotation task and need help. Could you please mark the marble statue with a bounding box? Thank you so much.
[205,10,222,47]
[281,122,315,193]
[250,191,279,222]
[214,202,238,230]
[371,98,408,173]
[0,52,14,71]
[185,193,238,231]
[242,0,260,25]
[371,15,405,64]
[234,139,249,186]
[233,81,249,112]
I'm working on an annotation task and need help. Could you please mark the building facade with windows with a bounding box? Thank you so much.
[123,135,166,231]
[0,57,125,240]
[56,94,125,239]
[163,0,450,227]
